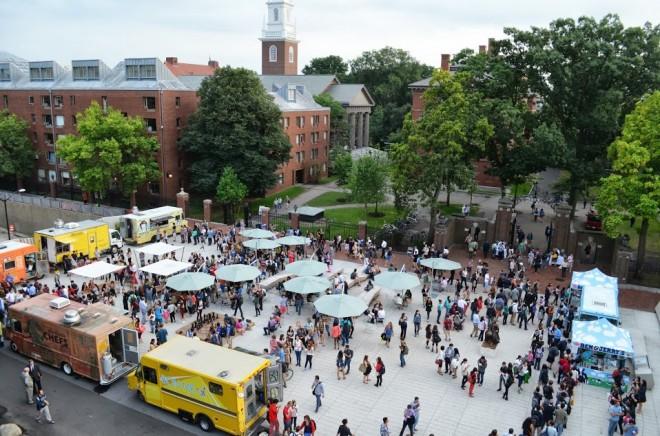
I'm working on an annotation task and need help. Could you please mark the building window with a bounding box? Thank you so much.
[289,46,295,64]
[2,95,7,108]
[29,66,54,81]
[69,95,76,105]
[143,96,156,111]
[47,151,56,164]
[148,182,160,195]
[101,96,108,111]
[269,45,278,63]
[0,63,10,81]
[48,170,56,182]
[31,114,36,124]
[277,173,284,185]
[296,151,305,163]
[45,133,54,146]
[32,132,38,142]
[175,96,180,108]
[296,116,304,128]
[176,117,181,128]
[37,169,46,183]
[53,95,63,108]
[322,163,327,173]
[55,115,64,128]
[61,171,71,185]
[41,95,51,108]
[144,118,157,132]
[28,96,34,105]
[323,131,327,140]
[125,58,157,80]
[311,115,320,127]
[324,115,328,125]
[72,65,99,81]
[43,115,52,127]
[72,115,77,126]
[287,88,296,102]
[312,148,319,160]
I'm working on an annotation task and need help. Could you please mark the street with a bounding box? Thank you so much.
[0,348,197,436]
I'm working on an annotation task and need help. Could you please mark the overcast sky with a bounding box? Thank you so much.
[2,0,657,72]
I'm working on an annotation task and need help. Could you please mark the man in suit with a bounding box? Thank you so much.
[28,359,42,395]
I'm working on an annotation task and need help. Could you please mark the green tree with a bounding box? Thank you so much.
[347,47,434,145]
[58,102,160,205]
[348,155,388,214]
[0,110,34,188]
[597,91,660,278]
[179,67,291,197]
[302,55,348,81]
[500,15,660,216]
[330,148,353,186]
[314,93,349,148]
[391,70,493,244]
[216,167,248,224]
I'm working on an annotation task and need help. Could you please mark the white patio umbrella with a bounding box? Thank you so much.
[240,228,276,239]
[243,238,281,250]
[314,294,367,318]
[284,276,330,294]
[285,260,327,277]
[276,236,311,246]
[420,257,462,271]
[374,271,421,290]
[215,264,261,282]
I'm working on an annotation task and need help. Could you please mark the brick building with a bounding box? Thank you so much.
[0,52,202,202]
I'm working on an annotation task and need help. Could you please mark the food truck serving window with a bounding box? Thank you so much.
[12,319,22,332]
[209,382,224,396]
[143,366,157,384]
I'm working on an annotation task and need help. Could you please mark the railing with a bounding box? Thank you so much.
[0,189,126,217]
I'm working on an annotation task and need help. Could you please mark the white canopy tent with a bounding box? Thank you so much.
[68,261,125,279]
[135,242,183,258]
[140,259,192,277]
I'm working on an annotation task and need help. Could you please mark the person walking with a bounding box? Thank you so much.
[360,355,372,383]
[431,325,441,352]
[399,340,409,367]
[413,310,422,337]
[443,316,453,341]
[502,372,513,400]
[304,343,314,369]
[468,368,478,397]
[443,344,454,375]
[283,401,293,434]
[424,297,433,321]
[497,361,507,391]
[460,358,470,389]
[337,418,353,436]
[290,400,299,430]
[343,345,354,375]
[398,404,415,436]
[312,376,324,413]
[383,322,393,348]
[470,312,480,338]
[21,367,34,404]
[554,403,568,436]
[268,398,280,435]
[34,389,54,424]
[28,359,42,395]
[375,357,385,387]
[294,337,304,367]
[380,417,391,436]
[336,350,346,380]
[424,324,432,349]
[477,356,487,386]
[398,314,408,340]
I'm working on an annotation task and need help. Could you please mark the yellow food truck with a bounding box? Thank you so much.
[127,335,282,434]
[34,220,123,264]
[119,206,186,245]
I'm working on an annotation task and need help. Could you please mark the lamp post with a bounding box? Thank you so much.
[2,188,26,240]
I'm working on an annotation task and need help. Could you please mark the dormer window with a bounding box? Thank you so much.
[29,62,54,81]
[269,45,278,63]
[125,58,157,80]
[72,60,100,81]
[287,87,296,102]
[0,63,10,82]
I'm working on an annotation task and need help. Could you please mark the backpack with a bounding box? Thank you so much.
[380,364,386,375]
[310,419,317,432]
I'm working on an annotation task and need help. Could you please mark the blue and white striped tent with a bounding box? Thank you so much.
[571,318,634,357]
[571,268,620,322]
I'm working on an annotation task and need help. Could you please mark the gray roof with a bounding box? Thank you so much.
[327,84,375,106]
[259,74,337,96]
[0,52,192,91]
[408,77,432,88]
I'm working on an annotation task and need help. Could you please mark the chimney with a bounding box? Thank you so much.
[208,60,219,69]
[479,45,486,54]
[441,54,451,71]
[165,57,178,65]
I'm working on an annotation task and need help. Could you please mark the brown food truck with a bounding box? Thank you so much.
[7,293,139,384]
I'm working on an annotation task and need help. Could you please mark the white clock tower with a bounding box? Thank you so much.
[260,0,299,75]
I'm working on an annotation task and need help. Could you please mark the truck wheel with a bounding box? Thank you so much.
[197,415,212,432]
[137,391,145,402]
[9,341,18,352]
[111,246,118,254]
[61,362,73,376]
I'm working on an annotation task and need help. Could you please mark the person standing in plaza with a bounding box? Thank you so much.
[375,357,385,387]
[413,310,422,337]
[311,376,324,413]
[380,417,391,436]
[502,371,514,400]
[282,400,292,434]
[399,340,409,367]
[398,314,408,340]
[412,397,421,431]
[398,404,416,436]
[443,316,453,341]
[468,368,478,397]
[554,403,568,436]
[336,350,346,380]
[383,322,393,348]
[460,358,470,389]
[608,399,624,436]
[337,418,354,436]
[304,342,314,369]
[343,345,354,375]
[431,325,441,352]
[28,359,42,395]
[497,361,508,391]
[294,337,304,367]
[34,389,54,424]
[477,356,487,386]
[268,398,280,435]
[21,367,34,404]
[296,415,316,436]
[444,344,454,375]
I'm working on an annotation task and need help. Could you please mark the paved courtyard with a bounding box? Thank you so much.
[28,239,660,435]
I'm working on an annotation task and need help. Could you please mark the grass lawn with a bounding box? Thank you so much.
[508,181,533,197]
[317,176,337,185]
[324,205,404,228]
[306,191,352,207]
[616,216,660,253]
[249,186,305,213]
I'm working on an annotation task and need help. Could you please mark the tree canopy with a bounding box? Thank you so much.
[330,149,353,186]
[347,47,434,145]
[216,166,248,223]
[499,15,660,215]
[391,70,493,243]
[179,67,291,197]
[597,91,660,277]
[302,55,349,81]
[58,101,160,203]
[314,93,348,148]
[0,110,34,186]
[348,155,388,214]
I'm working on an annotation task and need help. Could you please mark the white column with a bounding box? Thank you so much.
[349,113,357,149]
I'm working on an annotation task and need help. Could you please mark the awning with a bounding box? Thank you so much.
[579,285,620,320]
[571,268,618,293]
[69,261,125,279]
[571,318,634,357]
[135,242,182,257]
[140,259,192,277]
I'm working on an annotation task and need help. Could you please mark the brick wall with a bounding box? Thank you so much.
[261,40,298,75]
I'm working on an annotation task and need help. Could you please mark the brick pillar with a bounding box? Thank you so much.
[290,212,299,230]
[358,220,367,241]
[176,188,189,217]
[203,199,212,223]
[49,180,57,198]
[551,203,572,251]
[494,198,513,242]
[434,217,449,249]
[612,245,633,284]
[260,206,270,228]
